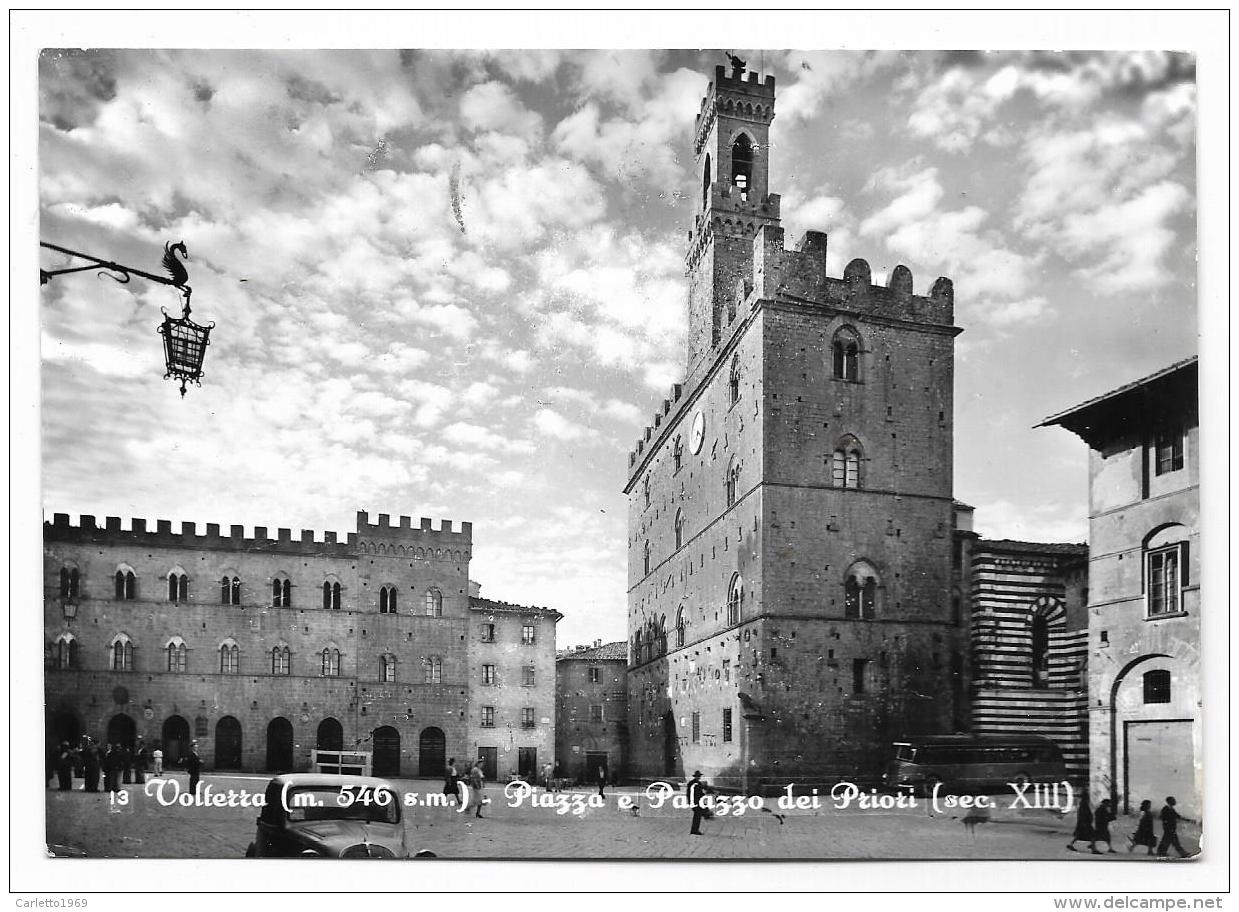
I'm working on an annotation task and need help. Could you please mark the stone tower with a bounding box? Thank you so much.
[625,59,966,791]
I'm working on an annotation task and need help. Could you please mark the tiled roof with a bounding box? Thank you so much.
[977,539,1088,556]
[469,595,562,620]
[1037,356,1197,428]
[557,641,628,662]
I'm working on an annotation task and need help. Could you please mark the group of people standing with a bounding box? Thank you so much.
[442,757,488,818]
[48,737,202,793]
[1068,794,1191,857]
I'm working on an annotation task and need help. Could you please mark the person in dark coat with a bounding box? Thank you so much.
[132,739,147,785]
[82,738,101,793]
[1067,793,1099,853]
[1093,798,1117,853]
[104,744,124,793]
[185,741,203,795]
[55,742,75,791]
[120,743,133,784]
[443,757,458,805]
[468,760,486,818]
[1157,796,1190,857]
[1128,799,1157,854]
[688,771,707,836]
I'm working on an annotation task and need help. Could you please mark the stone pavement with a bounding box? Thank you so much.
[43,775,1202,861]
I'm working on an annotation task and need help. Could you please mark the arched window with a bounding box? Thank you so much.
[380,654,396,683]
[110,633,134,672]
[166,637,187,673]
[323,581,342,610]
[831,328,861,381]
[832,436,863,489]
[676,606,686,648]
[725,457,740,508]
[55,633,78,669]
[727,574,744,626]
[702,152,712,208]
[843,562,879,620]
[643,475,650,509]
[424,655,442,684]
[729,355,741,405]
[114,568,136,600]
[731,134,753,198]
[673,435,683,472]
[674,510,685,550]
[380,585,398,614]
[59,566,80,599]
[321,647,340,677]
[221,575,242,605]
[1031,613,1050,687]
[167,571,188,604]
[424,588,442,617]
[219,640,239,674]
[1145,525,1189,618]
[271,645,291,676]
[657,616,667,656]
[633,630,643,666]
[643,541,650,576]
[272,576,292,608]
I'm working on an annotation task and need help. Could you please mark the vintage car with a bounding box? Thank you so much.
[245,773,408,859]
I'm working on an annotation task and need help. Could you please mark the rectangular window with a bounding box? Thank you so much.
[590,704,603,723]
[522,665,536,686]
[691,711,700,743]
[588,667,601,683]
[1143,669,1172,704]
[521,707,535,729]
[852,658,868,694]
[482,664,496,685]
[480,623,495,643]
[521,624,536,645]
[1155,430,1184,475]
[1147,546,1182,616]
[481,706,495,728]
[722,708,733,743]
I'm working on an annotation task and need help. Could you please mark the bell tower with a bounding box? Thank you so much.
[684,59,781,379]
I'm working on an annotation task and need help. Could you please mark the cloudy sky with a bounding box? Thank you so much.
[36,45,1198,648]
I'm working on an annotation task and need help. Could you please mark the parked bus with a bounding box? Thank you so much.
[884,734,1068,795]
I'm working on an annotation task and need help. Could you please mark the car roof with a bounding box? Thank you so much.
[267,773,401,790]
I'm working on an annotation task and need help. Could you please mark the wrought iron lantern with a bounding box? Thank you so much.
[158,294,213,398]
[62,600,78,621]
[40,240,215,397]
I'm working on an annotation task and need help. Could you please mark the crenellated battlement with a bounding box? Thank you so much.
[694,64,776,154]
[44,508,473,556]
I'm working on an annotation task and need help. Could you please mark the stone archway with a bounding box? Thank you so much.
[265,717,294,772]
[418,727,446,778]
[161,715,190,767]
[372,726,400,777]
[214,716,243,770]
[316,717,344,752]
[106,713,137,751]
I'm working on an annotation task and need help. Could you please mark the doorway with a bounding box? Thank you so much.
[162,715,190,767]
[265,717,294,772]
[372,725,401,777]
[106,713,136,751]
[316,717,344,752]
[477,746,498,781]
[214,716,243,770]
[585,751,609,783]
[662,711,679,777]
[517,747,537,780]
[418,727,446,778]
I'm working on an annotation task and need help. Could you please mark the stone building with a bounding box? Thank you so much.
[968,537,1090,781]
[624,61,966,790]
[1039,357,1200,816]
[555,641,629,783]
[45,509,558,780]
[466,592,562,782]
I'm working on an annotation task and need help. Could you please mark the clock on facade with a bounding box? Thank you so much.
[689,410,706,454]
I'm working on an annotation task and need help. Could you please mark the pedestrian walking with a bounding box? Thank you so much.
[688,770,707,836]
[1066,794,1100,854]
[1093,798,1117,853]
[1128,799,1157,855]
[120,742,133,785]
[55,742,75,791]
[132,739,147,785]
[1157,796,1190,857]
[185,741,203,795]
[597,765,607,798]
[469,760,486,819]
[82,738,101,792]
[151,743,164,777]
[541,761,553,792]
[443,757,459,805]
